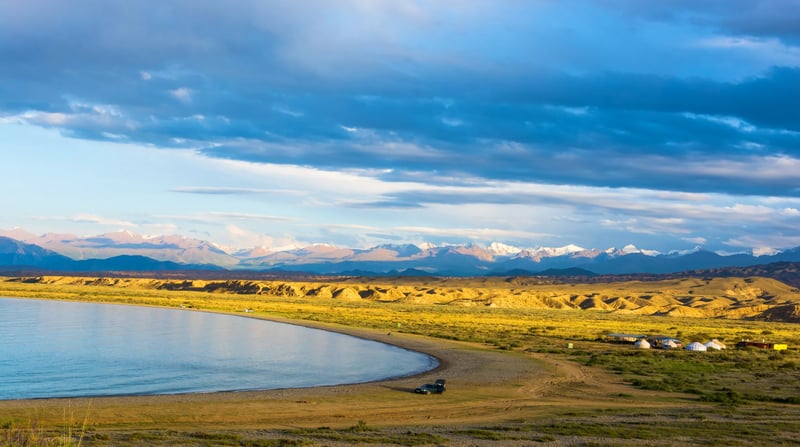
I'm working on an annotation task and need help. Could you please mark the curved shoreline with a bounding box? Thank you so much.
[0,300,688,438]
[0,300,443,401]
[0,308,552,430]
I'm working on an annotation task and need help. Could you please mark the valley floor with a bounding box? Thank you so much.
[2,317,799,446]
[1,276,799,446]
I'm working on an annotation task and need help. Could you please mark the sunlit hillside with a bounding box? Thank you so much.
[6,275,800,323]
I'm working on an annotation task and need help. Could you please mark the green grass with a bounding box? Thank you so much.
[575,347,800,404]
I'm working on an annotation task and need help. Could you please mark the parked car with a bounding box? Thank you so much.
[414,378,446,394]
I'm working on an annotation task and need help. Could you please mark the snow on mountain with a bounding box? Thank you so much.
[234,245,273,259]
[539,244,586,257]
[3,227,800,275]
[349,244,423,261]
[415,242,438,251]
[668,246,704,256]
[0,229,238,266]
[752,247,781,257]
[620,244,661,256]
[0,227,38,241]
[516,244,587,260]
[487,242,522,257]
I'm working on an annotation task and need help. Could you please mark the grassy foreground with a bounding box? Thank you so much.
[1,275,799,446]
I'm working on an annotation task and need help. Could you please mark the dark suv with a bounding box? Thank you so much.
[414,378,446,394]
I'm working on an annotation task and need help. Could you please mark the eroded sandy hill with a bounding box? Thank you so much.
[9,275,800,322]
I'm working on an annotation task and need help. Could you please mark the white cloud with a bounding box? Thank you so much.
[170,186,301,195]
[682,236,707,245]
[69,214,136,227]
[170,87,193,103]
[272,105,303,117]
[210,212,292,222]
[682,113,756,132]
[22,111,70,125]
[725,234,800,251]
[783,208,800,216]
[224,224,304,251]
[393,225,551,241]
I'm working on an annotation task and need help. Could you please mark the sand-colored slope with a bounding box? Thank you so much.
[9,275,800,322]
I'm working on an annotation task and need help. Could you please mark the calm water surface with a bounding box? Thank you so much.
[0,298,437,400]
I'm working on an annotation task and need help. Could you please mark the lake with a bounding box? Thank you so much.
[0,298,437,400]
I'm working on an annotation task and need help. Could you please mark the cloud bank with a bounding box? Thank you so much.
[2,0,799,251]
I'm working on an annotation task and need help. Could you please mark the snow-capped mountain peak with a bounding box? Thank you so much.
[487,242,522,256]
[668,246,704,256]
[415,242,437,251]
[621,244,660,256]
[534,244,586,257]
[752,246,780,257]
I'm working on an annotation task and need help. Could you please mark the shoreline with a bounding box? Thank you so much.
[0,306,544,428]
[0,296,688,437]
[0,300,448,403]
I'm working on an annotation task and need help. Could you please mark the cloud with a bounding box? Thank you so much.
[70,214,136,227]
[345,200,426,209]
[32,214,137,227]
[170,186,301,195]
[170,87,193,103]
[682,236,708,245]
[223,224,305,251]
[392,226,553,242]
[3,1,800,253]
[158,212,292,224]
[725,234,800,251]
[7,66,798,197]
[208,212,293,222]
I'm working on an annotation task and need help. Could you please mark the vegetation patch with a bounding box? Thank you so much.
[579,348,800,404]
[283,424,447,446]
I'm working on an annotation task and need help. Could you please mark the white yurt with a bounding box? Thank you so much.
[704,340,723,350]
[634,339,651,349]
[686,341,708,351]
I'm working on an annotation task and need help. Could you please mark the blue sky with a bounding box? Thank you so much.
[2,0,799,253]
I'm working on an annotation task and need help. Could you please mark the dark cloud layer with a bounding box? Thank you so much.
[2,0,799,199]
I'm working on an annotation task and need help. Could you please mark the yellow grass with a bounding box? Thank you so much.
[1,275,798,346]
[1,275,799,446]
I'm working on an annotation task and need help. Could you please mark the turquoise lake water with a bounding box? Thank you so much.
[0,298,437,399]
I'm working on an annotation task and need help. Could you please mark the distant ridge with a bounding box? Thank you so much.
[0,236,74,270]
[0,236,221,273]
[2,230,800,278]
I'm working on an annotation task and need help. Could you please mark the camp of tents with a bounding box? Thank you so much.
[608,333,788,352]
[629,336,728,352]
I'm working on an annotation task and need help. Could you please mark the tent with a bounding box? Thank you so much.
[686,341,707,351]
[634,339,651,349]
[704,340,723,350]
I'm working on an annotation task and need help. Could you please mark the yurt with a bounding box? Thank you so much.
[704,340,723,350]
[686,341,708,351]
[634,339,651,349]
[662,339,678,349]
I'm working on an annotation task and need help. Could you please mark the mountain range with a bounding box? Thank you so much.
[2,228,800,276]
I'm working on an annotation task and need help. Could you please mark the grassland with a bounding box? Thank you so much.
[1,275,799,446]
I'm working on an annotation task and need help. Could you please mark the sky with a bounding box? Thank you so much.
[1,0,799,254]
